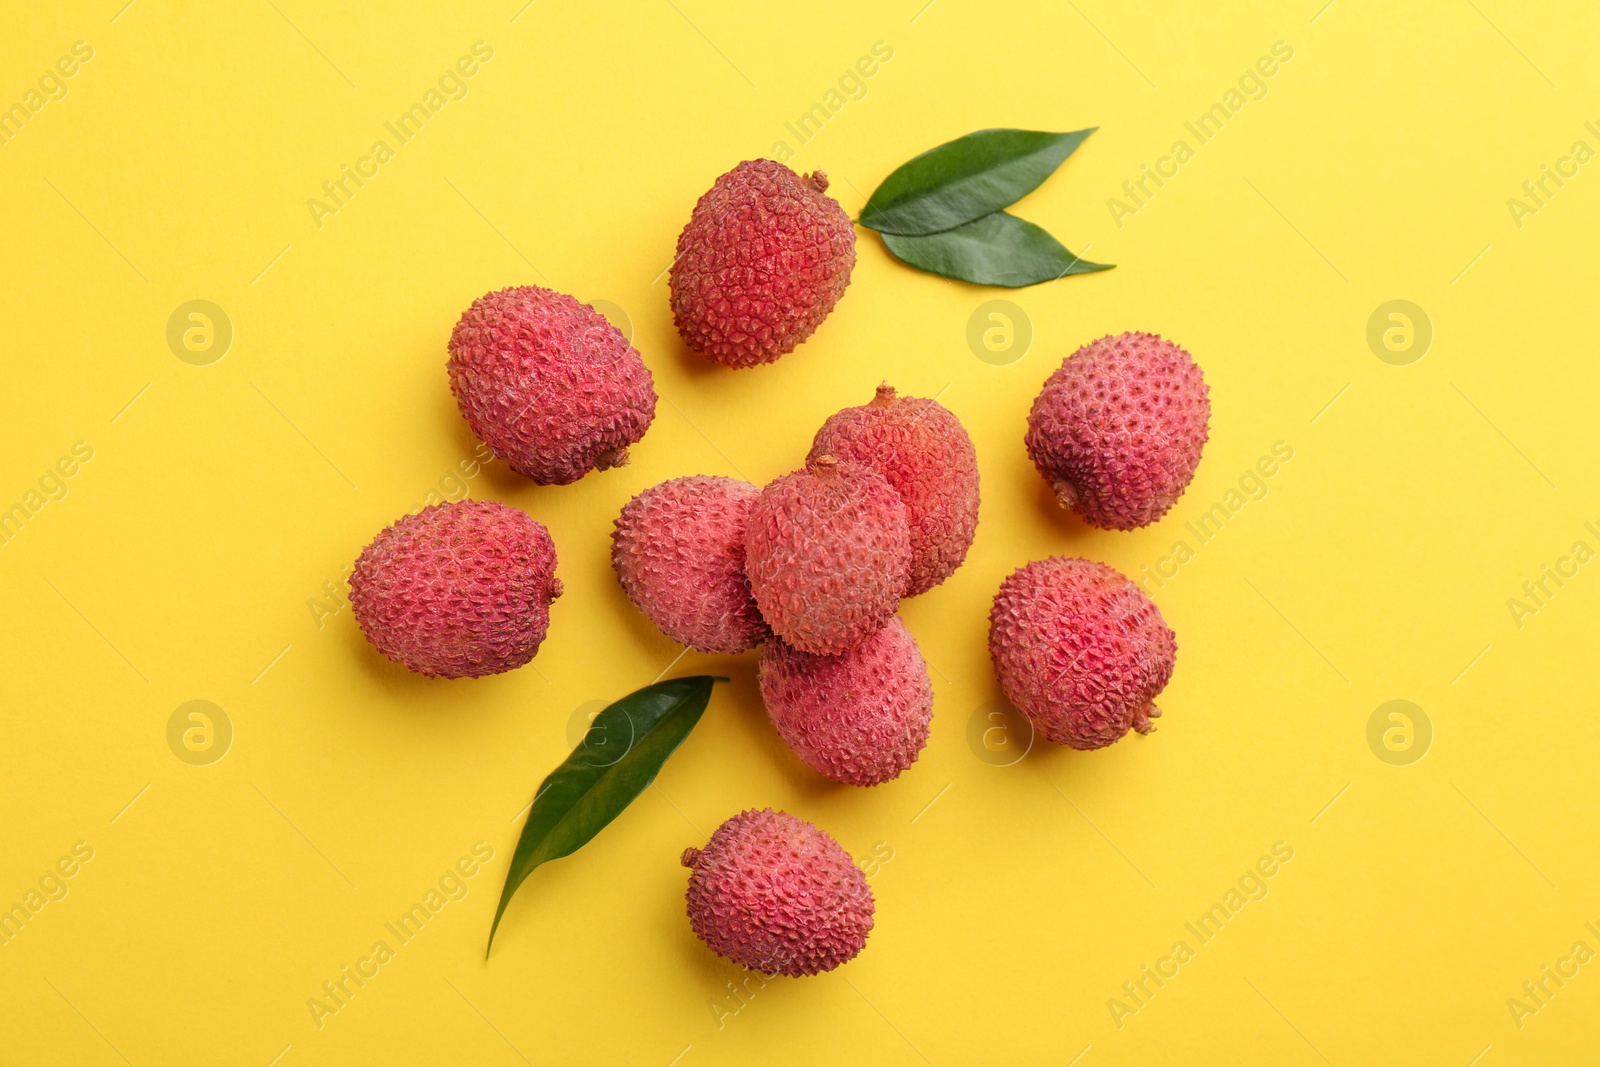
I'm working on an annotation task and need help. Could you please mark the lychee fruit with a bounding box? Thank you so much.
[681,808,874,976]
[611,475,770,654]
[670,160,856,368]
[350,500,562,678]
[759,617,933,786]
[448,286,657,484]
[1025,332,1210,529]
[809,384,980,596]
[988,557,1175,750]
[745,457,911,655]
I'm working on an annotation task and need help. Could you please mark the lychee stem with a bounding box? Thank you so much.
[1052,478,1079,511]
[810,454,839,477]
[594,446,630,471]
[680,847,702,869]
[1132,703,1161,735]
[807,170,830,192]
[873,382,897,405]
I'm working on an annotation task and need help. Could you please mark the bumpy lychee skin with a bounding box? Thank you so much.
[448,286,657,484]
[611,475,770,654]
[1025,332,1210,529]
[809,384,980,596]
[681,809,874,976]
[350,500,562,678]
[745,457,911,655]
[670,160,856,368]
[988,557,1175,750]
[759,617,933,786]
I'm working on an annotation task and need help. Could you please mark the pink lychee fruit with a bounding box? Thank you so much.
[681,808,874,976]
[350,500,562,678]
[759,617,933,786]
[611,475,770,654]
[670,160,856,368]
[745,456,910,655]
[448,286,657,484]
[809,383,980,596]
[988,556,1175,749]
[1025,332,1210,529]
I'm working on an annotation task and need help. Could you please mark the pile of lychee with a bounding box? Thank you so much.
[345,158,1211,979]
[616,381,976,782]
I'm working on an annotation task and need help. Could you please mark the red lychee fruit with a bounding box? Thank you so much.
[681,808,874,976]
[745,457,910,655]
[349,500,562,678]
[809,383,980,596]
[611,475,770,655]
[1025,332,1210,529]
[759,617,933,786]
[670,160,856,368]
[988,557,1175,750]
[448,286,657,484]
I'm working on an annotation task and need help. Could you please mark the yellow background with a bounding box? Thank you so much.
[3,1,1597,1063]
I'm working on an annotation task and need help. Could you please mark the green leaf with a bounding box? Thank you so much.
[487,675,724,955]
[858,127,1096,236]
[881,211,1113,288]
